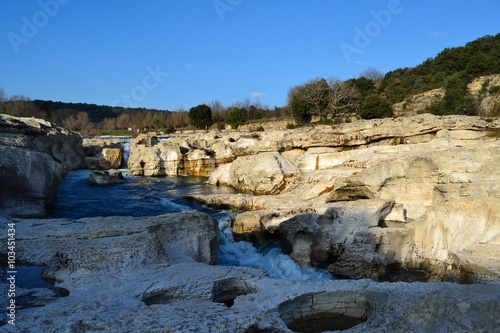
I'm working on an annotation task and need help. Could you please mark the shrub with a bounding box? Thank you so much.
[358,94,393,119]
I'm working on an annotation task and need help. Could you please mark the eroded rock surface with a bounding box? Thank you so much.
[0,115,85,216]
[1,214,499,332]
[190,114,500,282]
[88,170,125,185]
[83,138,124,170]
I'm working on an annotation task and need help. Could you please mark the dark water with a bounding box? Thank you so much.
[46,169,233,219]
[45,168,332,281]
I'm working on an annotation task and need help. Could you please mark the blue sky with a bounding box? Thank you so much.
[1,1,499,110]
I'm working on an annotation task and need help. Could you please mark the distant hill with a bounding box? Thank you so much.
[380,33,500,105]
[32,100,167,124]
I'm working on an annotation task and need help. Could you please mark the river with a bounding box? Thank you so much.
[46,164,331,281]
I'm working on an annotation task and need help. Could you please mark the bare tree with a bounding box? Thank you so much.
[359,67,385,84]
[0,88,6,113]
[102,117,118,131]
[242,98,252,121]
[170,108,189,128]
[62,112,94,135]
[299,78,331,120]
[209,99,227,122]
[287,77,360,121]
[6,95,38,117]
[327,77,359,118]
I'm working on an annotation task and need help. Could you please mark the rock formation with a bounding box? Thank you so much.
[127,134,211,176]
[208,152,300,195]
[83,138,124,170]
[88,170,125,185]
[0,115,85,216]
[392,88,445,116]
[468,74,500,116]
[1,213,498,332]
[188,114,500,282]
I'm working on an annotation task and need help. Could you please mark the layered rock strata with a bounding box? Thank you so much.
[0,214,499,332]
[187,114,500,282]
[0,115,85,216]
[83,138,124,170]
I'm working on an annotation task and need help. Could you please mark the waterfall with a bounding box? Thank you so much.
[50,166,332,281]
[214,212,332,281]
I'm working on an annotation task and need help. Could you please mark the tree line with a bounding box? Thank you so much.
[2,33,499,135]
[0,87,286,135]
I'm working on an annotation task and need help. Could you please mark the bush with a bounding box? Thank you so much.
[188,104,212,129]
[358,94,393,119]
[225,109,246,129]
[317,119,333,125]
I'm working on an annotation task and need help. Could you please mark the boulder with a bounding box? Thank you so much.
[6,211,220,275]
[128,135,188,176]
[208,152,300,195]
[0,146,64,216]
[83,138,123,155]
[0,115,85,216]
[279,200,395,273]
[83,139,124,170]
[127,134,233,177]
[88,170,125,185]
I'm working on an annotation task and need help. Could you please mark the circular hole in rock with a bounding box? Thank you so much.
[278,291,371,333]
[211,278,259,308]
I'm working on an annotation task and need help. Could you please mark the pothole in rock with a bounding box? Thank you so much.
[278,291,371,333]
[142,286,184,305]
[377,263,431,283]
[211,277,260,308]
[1,265,69,310]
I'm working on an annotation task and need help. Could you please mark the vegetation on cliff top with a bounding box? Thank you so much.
[1,33,499,134]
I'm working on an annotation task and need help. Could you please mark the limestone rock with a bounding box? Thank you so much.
[194,115,500,281]
[4,211,220,273]
[0,213,499,332]
[392,88,445,116]
[83,138,124,169]
[208,152,300,195]
[127,134,221,177]
[279,200,395,272]
[0,146,64,216]
[0,115,85,216]
[82,138,123,157]
[128,136,181,176]
[88,170,125,185]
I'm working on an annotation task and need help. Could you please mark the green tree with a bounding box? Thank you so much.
[188,104,212,129]
[288,97,311,124]
[348,77,375,100]
[225,107,246,129]
[359,94,393,119]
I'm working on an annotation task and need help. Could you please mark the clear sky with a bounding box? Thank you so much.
[1,0,499,110]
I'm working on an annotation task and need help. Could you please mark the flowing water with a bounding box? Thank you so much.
[45,141,331,281]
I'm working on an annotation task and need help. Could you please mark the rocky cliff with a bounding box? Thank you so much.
[184,114,500,282]
[0,114,85,216]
